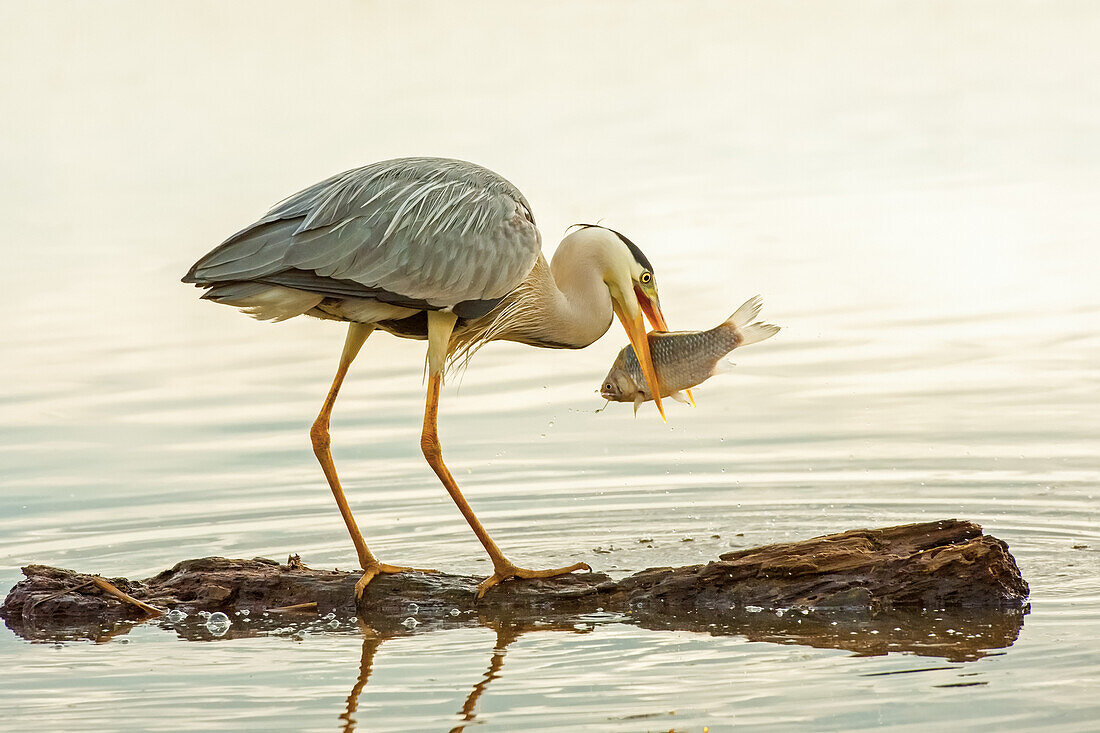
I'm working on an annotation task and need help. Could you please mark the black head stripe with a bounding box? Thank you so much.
[570,223,654,273]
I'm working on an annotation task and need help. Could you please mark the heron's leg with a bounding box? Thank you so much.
[421,312,590,599]
[311,322,432,599]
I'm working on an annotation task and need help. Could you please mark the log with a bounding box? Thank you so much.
[3,519,1029,661]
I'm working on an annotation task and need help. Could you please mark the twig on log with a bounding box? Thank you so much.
[269,601,319,614]
[90,576,164,617]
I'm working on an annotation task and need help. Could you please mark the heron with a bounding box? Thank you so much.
[183,157,670,598]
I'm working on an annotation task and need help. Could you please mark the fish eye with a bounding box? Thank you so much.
[640,271,652,285]
[604,383,614,391]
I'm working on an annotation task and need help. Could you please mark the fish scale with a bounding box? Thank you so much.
[624,326,739,397]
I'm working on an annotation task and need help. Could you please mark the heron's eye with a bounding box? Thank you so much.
[640,272,652,285]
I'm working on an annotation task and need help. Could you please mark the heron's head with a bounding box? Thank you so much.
[562,224,669,420]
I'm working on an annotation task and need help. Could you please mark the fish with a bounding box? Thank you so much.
[599,295,779,414]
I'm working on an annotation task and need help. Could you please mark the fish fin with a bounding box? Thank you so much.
[633,395,644,416]
[712,359,737,376]
[671,390,691,405]
[726,295,780,347]
[685,388,697,407]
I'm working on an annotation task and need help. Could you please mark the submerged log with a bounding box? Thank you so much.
[3,519,1028,646]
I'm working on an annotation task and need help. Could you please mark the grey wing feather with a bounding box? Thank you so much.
[183,158,541,312]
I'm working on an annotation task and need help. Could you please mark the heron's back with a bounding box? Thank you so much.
[183,157,541,321]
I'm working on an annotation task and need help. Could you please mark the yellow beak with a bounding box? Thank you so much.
[635,285,669,332]
[613,300,665,422]
[635,286,694,408]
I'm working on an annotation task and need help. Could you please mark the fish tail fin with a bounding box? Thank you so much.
[725,295,780,347]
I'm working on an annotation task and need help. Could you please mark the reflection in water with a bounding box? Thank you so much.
[341,622,384,733]
[330,607,1025,731]
[633,607,1028,664]
[449,622,523,733]
[329,619,587,733]
[2,605,1025,729]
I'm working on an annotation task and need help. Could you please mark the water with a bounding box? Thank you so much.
[2,1,1099,730]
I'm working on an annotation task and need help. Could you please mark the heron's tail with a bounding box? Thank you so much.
[201,282,323,322]
[725,295,780,347]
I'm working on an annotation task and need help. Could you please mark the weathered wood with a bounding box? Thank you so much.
[3,519,1029,648]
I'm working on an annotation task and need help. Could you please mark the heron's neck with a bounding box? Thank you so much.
[542,248,614,348]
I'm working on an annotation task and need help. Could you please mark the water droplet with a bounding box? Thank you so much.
[745,605,763,613]
[166,609,188,623]
[448,608,460,617]
[323,612,336,620]
[405,603,419,616]
[401,617,419,629]
[198,610,212,620]
[326,619,340,630]
[205,612,231,636]
[239,609,249,617]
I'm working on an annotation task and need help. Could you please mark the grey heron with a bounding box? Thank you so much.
[183,157,670,598]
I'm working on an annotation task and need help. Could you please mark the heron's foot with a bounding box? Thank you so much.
[354,562,438,601]
[476,561,591,599]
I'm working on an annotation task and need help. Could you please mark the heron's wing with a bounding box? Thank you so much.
[183,158,540,315]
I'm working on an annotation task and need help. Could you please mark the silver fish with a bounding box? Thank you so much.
[600,295,779,413]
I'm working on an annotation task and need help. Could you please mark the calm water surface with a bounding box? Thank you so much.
[2,1,1099,730]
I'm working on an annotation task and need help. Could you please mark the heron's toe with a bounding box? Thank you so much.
[353,569,380,601]
[475,561,591,599]
[354,562,438,601]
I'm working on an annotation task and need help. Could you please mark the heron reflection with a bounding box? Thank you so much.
[333,605,1026,732]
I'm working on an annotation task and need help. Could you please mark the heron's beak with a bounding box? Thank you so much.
[635,285,668,332]
[635,285,695,406]
[613,301,665,422]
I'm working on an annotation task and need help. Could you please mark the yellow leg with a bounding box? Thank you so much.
[421,312,590,599]
[311,323,433,599]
